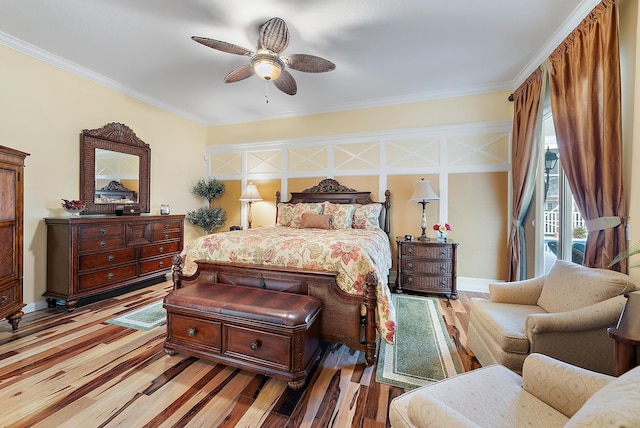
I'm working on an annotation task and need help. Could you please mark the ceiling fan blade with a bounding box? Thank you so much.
[273,69,297,95]
[282,54,336,73]
[191,36,253,56]
[259,17,289,53]
[224,64,255,83]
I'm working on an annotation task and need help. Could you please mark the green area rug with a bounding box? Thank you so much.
[376,294,463,389]
[105,300,166,331]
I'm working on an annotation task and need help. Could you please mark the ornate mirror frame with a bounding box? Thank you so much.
[80,122,150,215]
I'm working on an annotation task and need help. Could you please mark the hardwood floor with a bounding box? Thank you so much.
[0,282,487,427]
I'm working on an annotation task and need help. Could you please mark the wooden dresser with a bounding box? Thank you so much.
[45,214,184,310]
[395,239,458,299]
[0,146,29,330]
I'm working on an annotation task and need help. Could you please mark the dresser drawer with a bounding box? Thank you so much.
[402,274,452,291]
[78,248,137,271]
[140,255,173,275]
[140,241,180,259]
[401,259,452,275]
[402,244,452,259]
[153,220,182,232]
[169,313,221,350]
[78,224,124,241]
[78,264,137,291]
[78,236,125,253]
[0,285,18,310]
[152,231,181,242]
[224,324,291,369]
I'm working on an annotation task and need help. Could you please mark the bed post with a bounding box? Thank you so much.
[364,271,378,366]
[172,254,183,290]
[384,189,391,237]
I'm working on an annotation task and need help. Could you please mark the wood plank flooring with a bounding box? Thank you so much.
[0,282,487,427]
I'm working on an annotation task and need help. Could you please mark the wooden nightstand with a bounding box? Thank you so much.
[395,239,458,299]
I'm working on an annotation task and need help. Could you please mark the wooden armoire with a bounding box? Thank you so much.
[0,145,29,330]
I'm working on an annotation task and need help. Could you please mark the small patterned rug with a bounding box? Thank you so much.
[105,300,166,331]
[376,294,463,389]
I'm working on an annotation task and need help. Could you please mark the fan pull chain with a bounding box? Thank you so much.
[264,81,269,104]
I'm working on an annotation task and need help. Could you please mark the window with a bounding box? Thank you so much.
[540,116,586,274]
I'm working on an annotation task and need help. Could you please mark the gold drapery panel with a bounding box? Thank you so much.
[507,68,544,281]
[548,0,626,270]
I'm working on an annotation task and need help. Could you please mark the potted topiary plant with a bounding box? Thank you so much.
[186,178,226,234]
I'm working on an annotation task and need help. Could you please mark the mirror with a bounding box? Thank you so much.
[80,122,150,215]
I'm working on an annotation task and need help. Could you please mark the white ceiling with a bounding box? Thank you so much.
[0,0,598,126]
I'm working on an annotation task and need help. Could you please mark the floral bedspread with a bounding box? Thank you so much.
[180,226,396,344]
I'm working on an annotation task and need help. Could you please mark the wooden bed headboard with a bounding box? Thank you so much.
[275,178,391,236]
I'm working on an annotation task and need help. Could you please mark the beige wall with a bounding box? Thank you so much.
[0,45,207,307]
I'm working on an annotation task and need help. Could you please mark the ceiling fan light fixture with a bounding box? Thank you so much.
[252,53,283,81]
[253,58,281,80]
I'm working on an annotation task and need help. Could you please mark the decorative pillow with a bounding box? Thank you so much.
[537,260,635,313]
[323,202,356,229]
[352,204,383,229]
[565,364,640,427]
[300,213,333,229]
[276,203,296,227]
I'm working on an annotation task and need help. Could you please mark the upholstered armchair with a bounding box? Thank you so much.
[389,353,640,428]
[467,260,637,375]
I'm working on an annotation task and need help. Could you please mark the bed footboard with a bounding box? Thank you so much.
[171,256,378,365]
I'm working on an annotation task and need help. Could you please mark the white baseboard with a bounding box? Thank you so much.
[23,300,49,314]
[457,277,501,293]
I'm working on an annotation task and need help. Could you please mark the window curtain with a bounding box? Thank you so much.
[507,68,546,281]
[548,0,626,270]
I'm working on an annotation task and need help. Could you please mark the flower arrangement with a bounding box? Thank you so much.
[62,199,85,215]
[433,223,452,232]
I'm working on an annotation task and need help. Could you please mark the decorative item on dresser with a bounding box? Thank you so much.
[395,239,458,299]
[0,145,29,330]
[44,215,184,311]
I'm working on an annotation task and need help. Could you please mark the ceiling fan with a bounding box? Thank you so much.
[192,17,335,96]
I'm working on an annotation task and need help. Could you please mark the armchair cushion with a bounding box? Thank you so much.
[565,362,640,427]
[537,260,634,313]
[521,353,613,418]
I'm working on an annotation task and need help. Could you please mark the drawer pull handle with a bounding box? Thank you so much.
[407,277,413,283]
[159,247,164,253]
[250,341,261,351]
[1,295,6,302]
[159,261,164,267]
[100,241,106,247]
[107,272,114,280]
[164,224,170,229]
[100,228,106,234]
[164,234,169,239]
[441,282,447,287]
[440,266,446,272]
[188,328,196,337]
[407,247,413,254]
[441,251,446,256]
[407,262,413,269]
[107,255,115,262]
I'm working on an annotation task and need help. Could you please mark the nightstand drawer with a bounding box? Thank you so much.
[402,275,452,291]
[402,244,452,259]
[402,260,452,275]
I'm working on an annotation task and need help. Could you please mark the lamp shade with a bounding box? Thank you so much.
[409,179,439,202]
[239,183,263,202]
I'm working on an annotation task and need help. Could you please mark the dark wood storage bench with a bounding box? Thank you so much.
[163,282,323,390]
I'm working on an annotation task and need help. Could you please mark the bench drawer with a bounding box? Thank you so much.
[224,324,291,370]
[169,313,221,351]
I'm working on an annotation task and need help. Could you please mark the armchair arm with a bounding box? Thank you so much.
[526,295,626,334]
[407,395,482,428]
[489,276,546,305]
[522,353,613,418]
